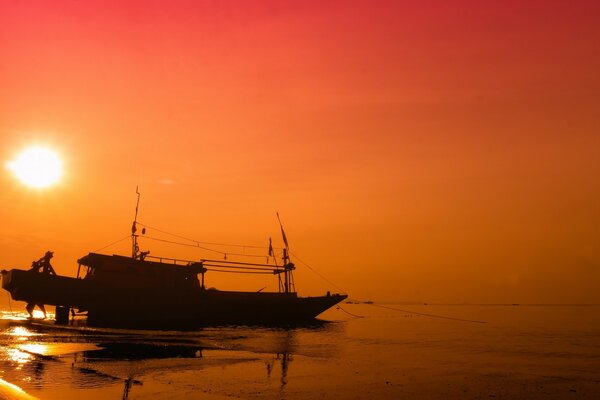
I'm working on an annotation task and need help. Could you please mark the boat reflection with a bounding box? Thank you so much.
[81,342,204,361]
[0,321,342,399]
[121,376,142,400]
[261,327,295,393]
[268,351,293,391]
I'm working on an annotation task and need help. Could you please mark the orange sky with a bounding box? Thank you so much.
[1,1,599,304]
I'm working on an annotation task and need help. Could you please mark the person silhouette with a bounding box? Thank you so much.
[30,251,56,275]
[26,302,47,319]
[25,251,55,319]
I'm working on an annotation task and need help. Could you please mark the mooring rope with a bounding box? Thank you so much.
[288,251,347,294]
[336,305,365,319]
[365,302,487,324]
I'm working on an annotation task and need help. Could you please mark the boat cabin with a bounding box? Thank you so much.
[77,253,206,290]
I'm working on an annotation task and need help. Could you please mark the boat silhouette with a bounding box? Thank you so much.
[1,192,346,329]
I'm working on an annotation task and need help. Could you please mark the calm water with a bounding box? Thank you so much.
[0,304,599,399]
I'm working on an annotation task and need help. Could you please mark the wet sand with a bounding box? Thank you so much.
[0,305,599,399]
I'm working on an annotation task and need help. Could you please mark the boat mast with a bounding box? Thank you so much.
[277,212,295,293]
[131,186,141,258]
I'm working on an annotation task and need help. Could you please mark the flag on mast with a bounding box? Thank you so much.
[268,237,274,257]
[276,212,289,249]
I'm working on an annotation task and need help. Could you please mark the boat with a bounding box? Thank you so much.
[1,192,347,329]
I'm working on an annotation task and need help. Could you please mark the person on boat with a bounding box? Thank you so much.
[138,250,150,261]
[23,251,54,319]
[29,251,57,275]
[25,302,47,319]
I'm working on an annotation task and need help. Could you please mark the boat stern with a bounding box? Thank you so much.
[1,268,85,307]
[1,269,18,296]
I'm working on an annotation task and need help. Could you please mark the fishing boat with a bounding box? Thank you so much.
[1,192,347,329]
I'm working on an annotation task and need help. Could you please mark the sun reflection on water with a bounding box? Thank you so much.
[18,343,50,356]
[6,326,38,338]
[6,348,33,366]
[2,326,42,344]
[0,377,35,399]
[1,310,55,321]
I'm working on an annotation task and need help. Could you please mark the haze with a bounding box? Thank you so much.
[1,1,599,304]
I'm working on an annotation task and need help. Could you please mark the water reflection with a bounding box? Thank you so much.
[5,326,38,339]
[121,376,142,400]
[0,319,343,399]
[272,328,294,392]
[81,342,204,361]
[7,347,33,365]
[2,346,47,390]
[18,344,50,356]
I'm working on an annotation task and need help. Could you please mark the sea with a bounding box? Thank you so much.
[0,303,599,399]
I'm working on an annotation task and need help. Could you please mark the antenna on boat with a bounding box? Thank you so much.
[131,186,141,258]
[276,212,295,293]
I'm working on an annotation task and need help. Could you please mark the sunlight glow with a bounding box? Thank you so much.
[18,343,50,356]
[0,377,31,396]
[7,348,33,365]
[6,146,62,188]
[6,326,36,338]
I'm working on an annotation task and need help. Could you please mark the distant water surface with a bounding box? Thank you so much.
[0,304,599,399]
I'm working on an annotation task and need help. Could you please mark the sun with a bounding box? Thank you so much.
[6,146,63,188]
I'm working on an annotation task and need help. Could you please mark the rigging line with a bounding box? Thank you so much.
[288,250,347,294]
[366,303,487,324]
[336,305,364,319]
[93,235,131,253]
[142,236,224,254]
[202,263,279,272]
[142,235,278,260]
[137,221,284,251]
[202,258,279,267]
[205,268,274,275]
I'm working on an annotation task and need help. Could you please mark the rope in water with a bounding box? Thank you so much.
[364,302,487,324]
[336,305,365,319]
[288,253,486,324]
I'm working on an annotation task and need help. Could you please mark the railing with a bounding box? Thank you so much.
[144,254,295,293]
[144,255,291,273]
[144,255,192,266]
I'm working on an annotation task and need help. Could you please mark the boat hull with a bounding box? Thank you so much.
[1,269,346,329]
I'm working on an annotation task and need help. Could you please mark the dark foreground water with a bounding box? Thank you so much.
[0,304,599,399]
